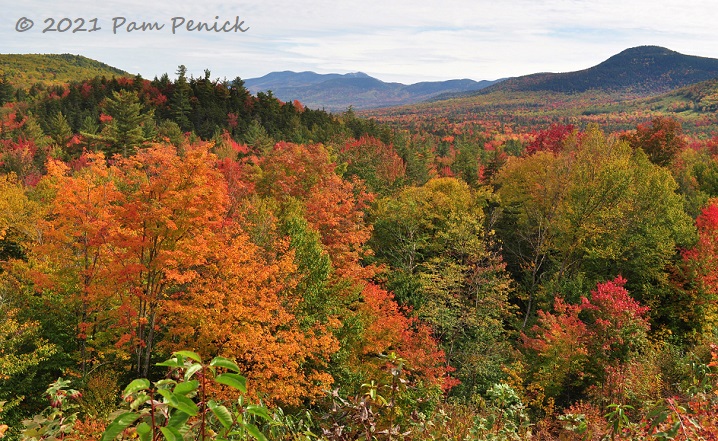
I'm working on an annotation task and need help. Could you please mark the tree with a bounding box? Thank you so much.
[110,142,228,377]
[33,153,121,375]
[522,277,650,405]
[45,112,74,150]
[256,141,375,280]
[339,136,406,194]
[682,200,718,338]
[162,222,338,406]
[0,308,56,433]
[495,125,694,325]
[525,123,575,155]
[170,65,192,131]
[621,116,686,167]
[370,177,514,396]
[0,172,41,264]
[88,90,154,156]
[0,75,14,106]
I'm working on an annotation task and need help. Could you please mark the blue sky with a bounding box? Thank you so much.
[2,0,717,84]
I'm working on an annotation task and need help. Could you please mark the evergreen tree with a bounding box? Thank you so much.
[0,75,14,106]
[170,65,193,131]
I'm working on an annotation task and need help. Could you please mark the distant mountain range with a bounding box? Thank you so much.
[244,46,718,111]
[243,71,502,112]
[455,46,718,98]
[4,46,718,115]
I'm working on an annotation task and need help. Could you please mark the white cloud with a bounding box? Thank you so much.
[2,0,718,84]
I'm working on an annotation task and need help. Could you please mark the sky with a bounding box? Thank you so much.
[2,0,718,85]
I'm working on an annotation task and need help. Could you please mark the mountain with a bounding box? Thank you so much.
[582,75,718,118]
[0,54,130,89]
[243,71,501,112]
[461,46,718,97]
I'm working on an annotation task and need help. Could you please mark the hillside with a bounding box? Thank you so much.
[0,53,130,89]
[364,46,718,136]
[244,71,500,111]
[638,76,718,113]
[3,47,718,441]
[463,46,718,96]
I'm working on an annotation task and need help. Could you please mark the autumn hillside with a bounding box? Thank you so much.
[441,46,718,98]
[2,51,718,441]
[0,53,129,89]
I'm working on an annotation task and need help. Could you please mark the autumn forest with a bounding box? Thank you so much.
[1,55,718,440]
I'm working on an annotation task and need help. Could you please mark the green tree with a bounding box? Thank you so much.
[0,75,14,106]
[83,90,154,157]
[495,125,694,326]
[0,308,57,436]
[371,177,514,397]
[170,65,193,131]
[45,112,76,158]
[104,90,153,156]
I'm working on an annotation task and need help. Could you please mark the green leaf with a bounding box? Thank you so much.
[100,412,140,441]
[246,405,271,421]
[174,380,199,396]
[156,388,173,402]
[156,389,198,416]
[184,363,203,381]
[155,379,177,388]
[210,356,241,373]
[208,401,233,429]
[156,357,183,368]
[167,410,191,429]
[649,411,668,429]
[243,423,268,441]
[130,393,151,411]
[666,420,681,438]
[174,350,202,362]
[136,422,152,441]
[122,379,150,397]
[173,394,199,416]
[160,426,182,441]
[215,373,247,393]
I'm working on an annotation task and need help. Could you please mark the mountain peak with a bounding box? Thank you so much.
[479,46,718,95]
[244,71,499,111]
[614,45,678,57]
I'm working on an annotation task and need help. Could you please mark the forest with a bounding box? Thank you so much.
[0,64,717,441]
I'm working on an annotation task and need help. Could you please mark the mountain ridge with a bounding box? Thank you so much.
[243,71,501,111]
[459,46,718,97]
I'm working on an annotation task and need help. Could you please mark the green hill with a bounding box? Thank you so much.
[636,77,718,113]
[463,46,718,96]
[0,53,130,89]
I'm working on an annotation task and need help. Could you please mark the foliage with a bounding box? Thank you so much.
[370,177,514,398]
[495,125,694,327]
[0,309,57,436]
[621,116,687,166]
[682,199,718,339]
[522,277,651,407]
[471,383,531,440]
[0,54,127,90]
[100,351,271,441]
[6,53,718,441]
[339,136,406,195]
[162,222,338,407]
[20,379,81,441]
